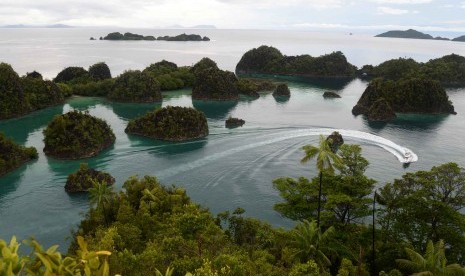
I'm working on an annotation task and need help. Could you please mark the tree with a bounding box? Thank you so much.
[89,180,115,225]
[300,135,343,228]
[396,240,465,275]
[292,220,337,271]
[377,163,465,264]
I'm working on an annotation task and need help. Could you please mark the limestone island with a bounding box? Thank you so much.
[157,33,210,41]
[125,106,209,141]
[0,63,66,120]
[143,60,195,91]
[453,35,465,42]
[225,117,245,128]
[65,163,115,193]
[235,45,357,78]
[273,83,291,97]
[375,29,450,41]
[108,70,162,102]
[358,54,465,87]
[43,110,116,159]
[352,78,456,122]
[103,32,156,41]
[0,132,38,177]
[192,58,239,100]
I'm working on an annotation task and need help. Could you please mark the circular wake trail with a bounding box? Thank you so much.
[157,128,418,178]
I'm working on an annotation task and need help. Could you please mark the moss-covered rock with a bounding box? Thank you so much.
[125,106,208,141]
[143,60,195,91]
[367,98,397,122]
[191,57,219,76]
[352,78,455,118]
[65,163,115,193]
[54,67,89,83]
[192,64,239,100]
[0,132,38,176]
[225,117,245,128]
[43,110,115,159]
[273,83,290,97]
[88,62,112,80]
[236,46,357,78]
[108,70,162,102]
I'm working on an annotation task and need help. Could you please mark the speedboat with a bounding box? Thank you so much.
[404,150,413,163]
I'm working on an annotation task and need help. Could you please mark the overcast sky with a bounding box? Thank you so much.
[1,0,465,32]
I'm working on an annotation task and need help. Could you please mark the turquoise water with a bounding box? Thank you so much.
[1,29,465,250]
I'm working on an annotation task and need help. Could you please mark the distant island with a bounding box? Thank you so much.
[375,29,450,40]
[453,35,465,42]
[102,32,210,41]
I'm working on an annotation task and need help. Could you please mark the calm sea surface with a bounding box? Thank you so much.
[1,28,465,249]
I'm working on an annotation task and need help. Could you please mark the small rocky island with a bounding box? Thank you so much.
[43,110,116,159]
[0,63,65,120]
[235,45,357,78]
[108,70,162,102]
[143,60,195,91]
[65,163,115,193]
[0,132,38,176]
[192,58,239,100]
[453,35,465,42]
[352,78,456,122]
[125,106,209,141]
[101,32,210,41]
[225,117,245,128]
[273,83,291,97]
[323,91,341,98]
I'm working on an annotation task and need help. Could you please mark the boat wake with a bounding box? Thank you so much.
[157,128,418,178]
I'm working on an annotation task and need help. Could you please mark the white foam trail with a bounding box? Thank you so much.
[157,128,418,178]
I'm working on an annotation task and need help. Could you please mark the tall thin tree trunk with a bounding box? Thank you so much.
[317,171,323,228]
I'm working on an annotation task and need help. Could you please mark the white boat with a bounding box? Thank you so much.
[403,150,414,163]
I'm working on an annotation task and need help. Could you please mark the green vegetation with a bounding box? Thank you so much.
[43,110,115,159]
[375,29,435,40]
[125,106,209,141]
[65,163,115,193]
[236,45,357,78]
[0,63,66,120]
[54,66,89,83]
[108,70,162,102]
[0,132,38,176]
[143,60,195,91]
[236,78,276,97]
[89,62,112,80]
[0,235,112,275]
[103,32,156,41]
[352,78,456,121]
[359,54,465,86]
[157,34,210,41]
[192,58,239,100]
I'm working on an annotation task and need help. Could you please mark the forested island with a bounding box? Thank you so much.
[101,32,210,41]
[125,106,209,141]
[453,35,465,42]
[236,45,357,78]
[43,111,115,159]
[65,163,115,193]
[358,54,465,87]
[108,70,162,102]
[0,132,38,176]
[0,63,66,120]
[352,78,456,121]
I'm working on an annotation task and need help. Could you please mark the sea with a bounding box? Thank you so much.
[1,28,465,250]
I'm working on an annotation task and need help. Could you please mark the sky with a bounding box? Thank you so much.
[1,0,465,33]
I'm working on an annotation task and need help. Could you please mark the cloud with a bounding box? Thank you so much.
[289,22,465,32]
[215,0,345,9]
[377,7,410,14]
[370,0,432,4]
